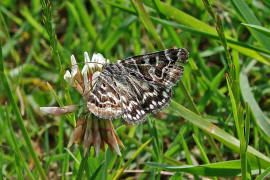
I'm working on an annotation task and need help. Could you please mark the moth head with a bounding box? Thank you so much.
[64,52,110,96]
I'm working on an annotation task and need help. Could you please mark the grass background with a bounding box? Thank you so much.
[0,0,270,179]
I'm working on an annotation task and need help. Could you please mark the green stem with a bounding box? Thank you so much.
[0,43,47,179]
[76,150,88,180]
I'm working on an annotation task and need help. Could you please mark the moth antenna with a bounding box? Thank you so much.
[65,61,105,70]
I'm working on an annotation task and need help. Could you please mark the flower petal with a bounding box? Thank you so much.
[40,105,79,115]
[92,53,106,69]
[104,120,121,156]
[82,67,90,99]
[71,55,79,78]
[83,119,93,156]
[64,70,72,84]
[84,52,95,71]
[93,119,101,156]
[68,116,85,147]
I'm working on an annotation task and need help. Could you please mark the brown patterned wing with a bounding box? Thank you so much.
[87,74,123,119]
[121,48,188,87]
[125,76,172,114]
[120,91,148,124]
[109,77,147,124]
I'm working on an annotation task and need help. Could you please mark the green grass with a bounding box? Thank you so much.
[0,0,270,179]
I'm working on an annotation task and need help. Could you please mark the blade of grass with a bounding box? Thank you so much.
[164,126,187,157]
[74,0,101,50]
[89,161,105,180]
[20,7,49,40]
[255,166,270,180]
[122,133,183,165]
[1,22,27,59]
[74,0,97,40]
[106,1,270,65]
[0,42,47,180]
[108,0,270,57]
[0,6,23,25]
[89,0,106,22]
[112,137,152,180]
[242,23,270,36]
[147,118,161,162]
[41,0,62,71]
[147,160,256,177]
[215,15,232,68]
[226,68,250,180]
[20,6,67,65]
[148,1,270,65]
[242,103,251,180]
[0,108,22,178]
[0,9,21,63]
[226,75,241,141]
[105,1,270,57]
[41,1,68,157]
[64,2,85,49]
[131,0,165,49]
[197,67,226,111]
[240,71,270,138]
[61,153,70,180]
[65,148,79,164]
[180,133,193,165]
[193,134,210,164]
[101,15,137,53]
[202,0,234,72]
[3,107,35,180]
[169,100,270,168]
[151,17,270,65]
[245,103,251,151]
[231,0,270,50]
[76,150,88,180]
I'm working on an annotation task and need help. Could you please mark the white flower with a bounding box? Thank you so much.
[82,52,108,75]
[64,52,109,96]
[81,52,109,89]
[71,55,79,78]
[82,66,90,98]
[64,55,80,84]
[83,52,94,73]
[64,70,72,84]
[92,53,106,67]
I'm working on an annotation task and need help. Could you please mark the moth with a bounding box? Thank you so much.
[86,48,189,124]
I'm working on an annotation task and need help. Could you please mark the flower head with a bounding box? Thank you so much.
[41,52,124,156]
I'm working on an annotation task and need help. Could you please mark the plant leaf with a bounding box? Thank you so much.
[147,160,261,177]
[242,23,270,36]
[231,0,270,50]
[240,71,270,138]
[169,100,270,168]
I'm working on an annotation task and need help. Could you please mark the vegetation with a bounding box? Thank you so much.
[0,0,270,179]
